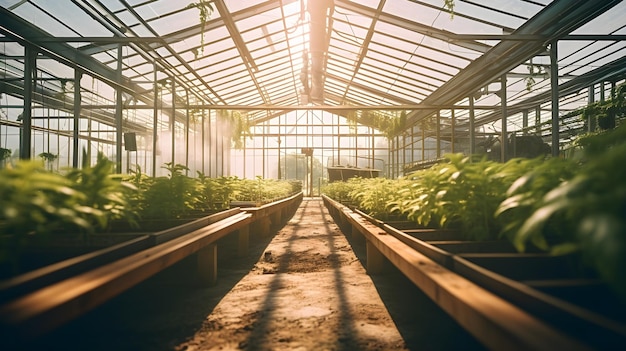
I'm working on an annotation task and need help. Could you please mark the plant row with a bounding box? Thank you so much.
[0,154,301,268]
[322,123,626,299]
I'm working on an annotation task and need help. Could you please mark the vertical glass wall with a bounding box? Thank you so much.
[230,109,389,195]
[0,44,233,177]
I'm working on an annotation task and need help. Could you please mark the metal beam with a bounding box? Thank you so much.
[213,0,267,104]
[469,54,626,127]
[339,0,386,104]
[335,0,492,54]
[0,7,134,94]
[404,0,623,130]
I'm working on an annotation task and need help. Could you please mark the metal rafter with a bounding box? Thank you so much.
[405,0,624,129]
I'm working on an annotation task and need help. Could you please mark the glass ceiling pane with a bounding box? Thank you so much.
[0,0,624,148]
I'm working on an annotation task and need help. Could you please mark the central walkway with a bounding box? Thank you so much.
[177,198,410,350]
[31,198,484,351]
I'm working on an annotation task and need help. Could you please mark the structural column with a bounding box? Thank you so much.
[366,241,385,274]
[468,96,475,155]
[550,41,560,157]
[20,46,35,160]
[197,244,218,286]
[73,69,82,168]
[115,44,123,172]
[500,74,508,162]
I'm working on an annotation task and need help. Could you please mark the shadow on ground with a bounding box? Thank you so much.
[22,223,281,351]
[340,221,487,351]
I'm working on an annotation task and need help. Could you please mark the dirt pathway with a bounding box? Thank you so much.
[176,198,409,351]
[30,198,484,351]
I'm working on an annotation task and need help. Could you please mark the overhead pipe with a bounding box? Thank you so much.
[307,0,334,103]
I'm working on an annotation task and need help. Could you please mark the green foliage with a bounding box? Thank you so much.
[0,161,94,272]
[66,152,139,230]
[186,0,214,54]
[196,174,237,210]
[357,110,407,139]
[495,157,578,251]
[444,0,455,18]
[321,180,360,204]
[138,163,202,220]
[0,148,11,161]
[503,124,626,297]
[218,110,252,149]
[573,81,626,130]
[231,176,298,204]
[389,154,532,238]
[348,177,411,220]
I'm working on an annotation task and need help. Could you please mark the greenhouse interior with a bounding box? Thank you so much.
[1,0,626,350]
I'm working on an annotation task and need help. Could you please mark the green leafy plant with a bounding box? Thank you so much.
[66,152,139,230]
[138,163,202,220]
[495,157,579,251]
[444,0,455,18]
[218,110,252,149]
[321,180,360,204]
[356,110,407,139]
[0,147,11,168]
[230,176,298,205]
[0,161,92,273]
[348,177,410,220]
[196,173,236,210]
[187,0,214,55]
[38,152,58,170]
[504,124,626,298]
[388,154,521,238]
[0,148,11,161]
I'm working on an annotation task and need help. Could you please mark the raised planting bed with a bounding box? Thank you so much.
[322,195,589,351]
[380,220,626,350]
[0,208,245,300]
[0,192,304,345]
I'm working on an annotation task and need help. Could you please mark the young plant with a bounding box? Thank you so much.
[495,157,579,251]
[0,161,91,273]
[348,177,410,220]
[139,163,201,220]
[507,124,626,298]
[66,152,139,230]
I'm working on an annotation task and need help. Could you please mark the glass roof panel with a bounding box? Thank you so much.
[1,0,625,145]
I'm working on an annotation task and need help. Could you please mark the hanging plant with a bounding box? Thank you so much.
[38,152,58,171]
[576,81,626,130]
[444,0,455,18]
[218,110,251,149]
[187,0,214,55]
[525,63,536,92]
[0,148,11,162]
[359,110,407,140]
[38,152,57,162]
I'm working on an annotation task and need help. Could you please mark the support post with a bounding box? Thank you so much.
[366,240,385,274]
[73,69,82,168]
[588,84,596,132]
[197,244,218,286]
[152,62,158,177]
[550,41,560,157]
[500,74,508,162]
[351,223,364,244]
[115,44,123,173]
[271,210,282,229]
[258,216,271,237]
[20,46,35,160]
[469,96,475,155]
[238,226,250,257]
[436,111,441,158]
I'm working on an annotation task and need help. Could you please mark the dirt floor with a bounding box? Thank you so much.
[27,198,484,351]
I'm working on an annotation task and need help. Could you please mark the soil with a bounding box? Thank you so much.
[25,198,484,351]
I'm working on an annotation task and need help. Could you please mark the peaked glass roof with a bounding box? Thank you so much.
[1,0,626,135]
